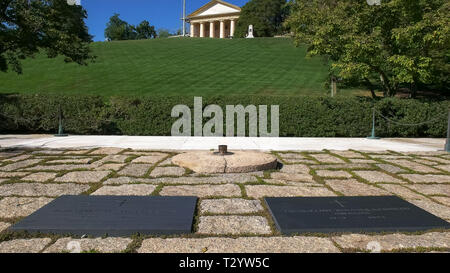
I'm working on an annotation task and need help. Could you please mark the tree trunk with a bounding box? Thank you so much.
[364,78,377,99]
[410,82,417,98]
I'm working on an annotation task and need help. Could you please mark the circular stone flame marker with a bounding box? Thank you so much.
[172,145,278,174]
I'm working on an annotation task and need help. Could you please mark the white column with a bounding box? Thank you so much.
[210,22,215,38]
[190,24,195,37]
[220,20,225,39]
[200,22,205,38]
[230,20,236,37]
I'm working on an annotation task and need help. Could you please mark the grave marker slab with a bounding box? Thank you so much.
[265,196,450,235]
[9,195,197,236]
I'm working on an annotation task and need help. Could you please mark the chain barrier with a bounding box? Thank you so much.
[374,109,448,127]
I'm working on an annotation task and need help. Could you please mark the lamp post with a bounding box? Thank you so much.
[445,110,450,152]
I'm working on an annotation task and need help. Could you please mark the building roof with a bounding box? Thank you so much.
[187,0,241,19]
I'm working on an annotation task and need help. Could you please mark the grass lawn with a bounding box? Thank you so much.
[0,37,340,97]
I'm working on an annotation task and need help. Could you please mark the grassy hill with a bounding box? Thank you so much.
[0,38,333,97]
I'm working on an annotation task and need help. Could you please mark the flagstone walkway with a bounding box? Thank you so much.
[0,147,449,253]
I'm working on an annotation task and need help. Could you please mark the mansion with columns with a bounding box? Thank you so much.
[187,0,241,39]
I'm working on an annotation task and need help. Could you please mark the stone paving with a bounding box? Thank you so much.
[0,148,449,253]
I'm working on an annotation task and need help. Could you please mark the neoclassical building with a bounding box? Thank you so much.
[188,0,241,39]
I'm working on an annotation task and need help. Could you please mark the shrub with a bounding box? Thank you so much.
[0,94,448,137]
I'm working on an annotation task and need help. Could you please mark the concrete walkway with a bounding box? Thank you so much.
[0,135,445,152]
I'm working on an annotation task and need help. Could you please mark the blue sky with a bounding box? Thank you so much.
[81,0,249,41]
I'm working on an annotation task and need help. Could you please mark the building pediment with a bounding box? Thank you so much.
[188,0,241,19]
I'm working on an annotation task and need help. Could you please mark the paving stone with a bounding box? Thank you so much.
[132,155,167,164]
[118,164,151,177]
[406,184,450,196]
[309,154,345,164]
[197,216,271,235]
[158,158,174,166]
[403,151,449,156]
[0,197,53,218]
[333,232,450,252]
[370,155,411,160]
[353,171,404,183]
[400,174,450,183]
[386,160,441,173]
[422,157,450,164]
[105,174,259,185]
[379,184,425,200]
[54,171,111,183]
[0,151,23,159]
[103,176,154,185]
[0,178,6,184]
[149,167,185,177]
[407,199,450,219]
[124,151,168,156]
[316,170,352,178]
[329,151,365,159]
[100,155,130,163]
[325,179,389,196]
[434,165,450,172]
[414,159,440,166]
[376,164,406,174]
[92,184,156,196]
[0,183,89,197]
[64,150,90,155]
[263,178,296,185]
[0,159,41,171]
[5,155,32,162]
[311,164,373,170]
[271,172,314,182]
[200,199,264,214]
[0,222,10,232]
[280,164,310,174]
[278,153,306,160]
[96,163,125,171]
[21,172,57,182]
[24,164,94,171]
[89,147,124,155]
[432,196,450,207]
[47,158,94,164]
[32,150,65,155]
[44,237,132,253]
[246,185,336,199]
[0,238,52,253]
[282,158,316,164]
[160,184,242,198]
[0,172,29,178]
[349,159,378,164]
[138,237,340,253]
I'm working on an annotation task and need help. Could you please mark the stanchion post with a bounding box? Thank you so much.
[55,105,68,137]
[445,109,450,152]
[367,108,380,140]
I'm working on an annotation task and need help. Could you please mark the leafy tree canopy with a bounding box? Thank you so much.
[234,0,291,38]
[135,20,156,39]
[0,0,94,74]
[105,14,156,41]
[285,0,449,97]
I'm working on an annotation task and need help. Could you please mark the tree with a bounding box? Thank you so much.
[135,20,156,39]
[285,0,449,98]
[104,13,135,41]
[157,28,170,38]
[0,0,93,74]
[234,0,290,38]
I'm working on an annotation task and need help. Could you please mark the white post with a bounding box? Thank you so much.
[220,20,225,39]
[200,22,205,38]
[210,22,215,38]
[182,0,186,36]
[230,20,236,37]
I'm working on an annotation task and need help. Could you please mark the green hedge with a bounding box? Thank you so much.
[0,94,448,137]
